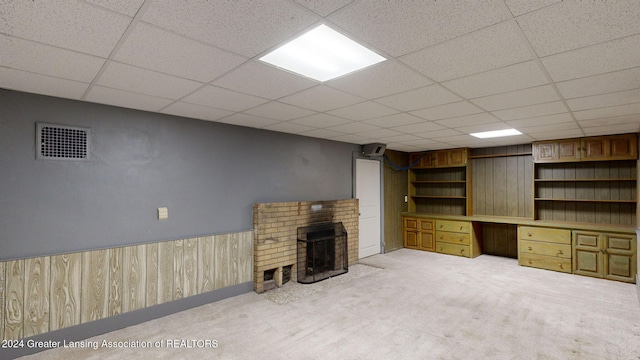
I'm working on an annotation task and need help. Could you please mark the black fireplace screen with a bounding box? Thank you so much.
[297,222,348,284]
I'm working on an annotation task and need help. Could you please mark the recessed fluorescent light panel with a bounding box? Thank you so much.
[470,128,522,139]
[259,24,386,82]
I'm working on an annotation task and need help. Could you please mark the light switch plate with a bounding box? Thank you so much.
[158,207,168,220]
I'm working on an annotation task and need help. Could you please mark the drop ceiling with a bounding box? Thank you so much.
[1,0,639,152]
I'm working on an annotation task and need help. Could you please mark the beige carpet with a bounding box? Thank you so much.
[19,249,640,360]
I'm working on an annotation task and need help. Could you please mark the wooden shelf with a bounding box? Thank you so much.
[413,195,467,199]
[412,180,467,184]
[535,198,636,203]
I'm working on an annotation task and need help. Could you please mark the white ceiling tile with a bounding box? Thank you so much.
[181,85,269,112]
[541,34,640,82]
[504,0,562,16]
[360,113,424,128]
[456,122,515,135]
[86,0,145,16]
[326,61,432,99]
[567,89,640,111]
[415,129,464,139]
[261,121,316,134]
[400,22,532,82]
[582,123,640,136]
[410,101,484,121]
[326,122,381,134]
[86,86,174,112]
[278,85,363,112]
[391,121,447,134]
[328,1,507,56]
[328,134,372,145]
[303,128,349,139]
[492,101,568,121]
[0,35,105,83]
[327,101,398,121]
[517,1,640,57]
[442,61,548,98]
[213,61,317,100]
[294,0,353,16]
[97,62,202,99]
[358,128,405,140]
[434,112,500,128]
[160,101,234,122]
[244,101,315,121]
[0,67,88,99]
[142,0,319,58]
[471,85,560,111]
[381,134,424,143]
[516,121,580,134]
[114,23,247,82]
[399,139,451,150]
[576,114,640,128]
[386,144,425,152]
[216,113,281,128]
[0,0,131,57]
[556,67,640,99]
[374,85,461,112]
[291,113,354,128]
[489,134,535,146]
[573,103,640,121]
[531,129,585,141]
[434,135,496,148]
[506,113,574,129]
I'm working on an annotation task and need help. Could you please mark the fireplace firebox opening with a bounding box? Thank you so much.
[297,222,348,284]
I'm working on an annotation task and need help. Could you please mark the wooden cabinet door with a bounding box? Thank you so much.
[418,232,435,251]
[533,140,580,163]
[533,142,556,163]
[581,137,608,161]
[608,134,638,160]
[448,148,467,166]
[604,233,637,283]
[573,231,604,278]
[404,230,418,249]
[557,140,581,162]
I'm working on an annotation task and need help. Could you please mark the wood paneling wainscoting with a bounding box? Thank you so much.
[1,230,253,341]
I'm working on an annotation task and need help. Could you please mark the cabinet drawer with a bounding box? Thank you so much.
[519,254,571,273]
[419,219,434,232]
[436,231,470,245]
[404,218,418,230]
[519,226,570,244]
[436,220,470,233]
[436,241,469,257]
[519,239,570,258]
[607,234,635,252]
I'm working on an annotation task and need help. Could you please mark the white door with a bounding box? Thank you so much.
[356,158,381,259]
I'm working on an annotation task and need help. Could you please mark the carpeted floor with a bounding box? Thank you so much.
[18,249,640,360]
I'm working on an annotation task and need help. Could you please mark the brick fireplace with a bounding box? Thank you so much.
[253,199,359,293]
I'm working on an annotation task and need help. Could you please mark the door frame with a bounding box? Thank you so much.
[353,152,384,255]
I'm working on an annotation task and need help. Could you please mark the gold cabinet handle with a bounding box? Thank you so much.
[460,249,465,254]
[527,232,532,237]
[558,263,563,269]
[440,236,443,240]
[459,237,464,242]
[528,260,532,264]
[557,250,563,255]
[440,225,443,228]
[528,246,532,251]
[459,226,463,230]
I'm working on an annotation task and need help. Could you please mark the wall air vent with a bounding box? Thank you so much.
[36,123,90,160]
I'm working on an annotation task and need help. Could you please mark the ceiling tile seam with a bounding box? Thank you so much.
[0,64,93,86]
[80,0,155,100]
[81,0,141,19]
[0,32,108,61]
[498,4,585,137]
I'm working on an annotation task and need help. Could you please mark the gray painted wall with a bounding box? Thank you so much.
[0,90,359,260]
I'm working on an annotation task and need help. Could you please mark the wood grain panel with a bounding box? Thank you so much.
[146,243,159,307]
[157,241,174,304]
[214,234,231,289]
[108,247,122,316]
[173,240,184,300]
[50,253,81,331]
[237,231,253,284]
[229,233,239,286]
[384,150,408,251]
[122,245,146,312]
[81,250,108,324]
[5,260,24,340]
[183,238,198,298]
[0,262,5,339]
[197,236,215,293]
[506,152,519,217]
[24,256,50,337]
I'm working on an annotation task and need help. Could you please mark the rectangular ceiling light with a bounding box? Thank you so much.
[259,24,386,82]
[470,128,522,139]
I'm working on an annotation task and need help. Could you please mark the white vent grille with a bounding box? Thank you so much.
[36,123,90,160]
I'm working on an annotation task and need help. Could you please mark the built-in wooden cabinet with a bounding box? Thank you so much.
[573,230,637,283]
[435,219,481,258]
[403,217,435,251]
[533,133,637,163]
[518,226,571,273]
[408,148,470,216]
